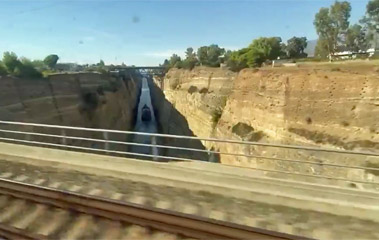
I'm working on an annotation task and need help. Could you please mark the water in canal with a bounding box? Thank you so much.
[130,77,159,160]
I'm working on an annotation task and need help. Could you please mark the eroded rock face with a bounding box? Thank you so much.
[214,67,379,185]
[0,72,140,150]
[161,67,236,142]
[155,64,379,187]
[218,67,378,147]
[148,75,210,161]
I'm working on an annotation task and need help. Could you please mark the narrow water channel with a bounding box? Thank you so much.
[130,77,159,160]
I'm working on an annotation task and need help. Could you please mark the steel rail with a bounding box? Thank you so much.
[1,129,378,172]
[0,178,303,240]
[0,136,378,186]
[0,120,378,156]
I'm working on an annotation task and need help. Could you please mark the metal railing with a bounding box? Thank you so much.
[0,120,378,186]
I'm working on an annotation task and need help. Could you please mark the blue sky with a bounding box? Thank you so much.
[0,0,370,65]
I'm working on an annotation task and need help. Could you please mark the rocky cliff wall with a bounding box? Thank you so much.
[155,64,379,187]
[0,72,141,150]
[148,76,208,161]
[160,67,236,142]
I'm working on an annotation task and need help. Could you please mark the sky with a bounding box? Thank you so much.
[0,0,371,65]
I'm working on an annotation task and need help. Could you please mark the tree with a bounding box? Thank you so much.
[224,50,232,62]
[197,45,225,67]
[98,59,105,67]
[367,0,379,25]
[226,37,285,69]
[1,52,43,78]
[207,44,225,67]
[360,0,379,49]
[13,63,42,78]
[226,48,249,71]
[160,59,171,72]
[280,43,288,58]
[286,37,308,58]
[314,1,351,56]
[314,8,333,56]
[2,52,21,73]
[43,54,59,69]
[197,46,208,66]
[251,37,283,60]
[31,60,48,71]
[161,59,170,68]
[330,1,351,30]
[315,38,330,58]
[182,47,198,69]
[169,54,182,68]
[246,37,284,67]
[20,57,32,65]
[346,24,368,52]
[185,47,196,59]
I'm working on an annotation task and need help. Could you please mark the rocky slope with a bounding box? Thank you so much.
[149,67,236,161]
[0,72,141,150]
[153,63,379,186]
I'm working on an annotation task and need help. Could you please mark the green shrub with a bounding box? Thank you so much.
[14,64,42,78]
[182,58,198,70]
[1,52,43,78]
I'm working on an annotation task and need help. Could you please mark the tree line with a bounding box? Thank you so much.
[0,52,59,78]
[0,52,110,78]
[314,0,378,58]
[161,37,308,72]
[162,0,378,71]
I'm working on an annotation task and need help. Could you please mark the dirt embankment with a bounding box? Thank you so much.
[155,63,379,185]
[0,72,141,149]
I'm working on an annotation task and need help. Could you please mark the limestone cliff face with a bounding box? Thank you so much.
[149,67,236,162]
[0,72,140,149]
[213,67,379,185]
[161,67,236,142]
[155,64,379,185]
[216,68,378,149]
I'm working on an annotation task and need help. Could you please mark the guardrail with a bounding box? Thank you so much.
[0,120,378,186]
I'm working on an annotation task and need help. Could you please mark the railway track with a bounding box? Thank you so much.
[0,177,301,240]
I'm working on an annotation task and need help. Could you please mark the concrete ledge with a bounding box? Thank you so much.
[0,142,379,222]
